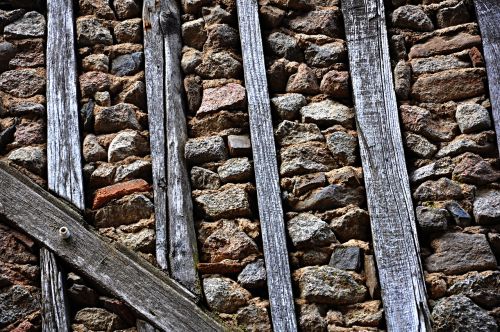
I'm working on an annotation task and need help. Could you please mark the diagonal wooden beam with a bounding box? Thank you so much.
[235,1,297,330]
[0,163,227,332]
[474,0,500,155]
[340,1,431,331]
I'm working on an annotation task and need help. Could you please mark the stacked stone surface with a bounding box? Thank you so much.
[388,0,500,330]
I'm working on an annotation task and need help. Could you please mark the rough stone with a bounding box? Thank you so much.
[116,227,155,253]
[78,0,116,19]
[113,0,140,19]
[191,166,221,190]
[182,0,210,14]
[238,259,266,289]
[185,136,227,164]
[7,146,45,176]
[202,5,233,26]
[455,103,491,134]
[435,132,496,158]
[391,5,433,31]
[404,132,437,158]
[0,41,16,68]
[453,153,500,185]
[0,9,25,31]
[4,11,45,38]
[0,285,40,329]
[286,64,319,95]
[182,18,207,50]
[195,186,252,220]
[266,31,303,61]
[300,100,354,128]
[82,53,109,72]
[184,75,203,112]
[94,193,154,227]
[409,32,482,59]
[13,120,44,145]
[260,5,285,29]
[205,24,239,51]
[217,158,252,183]
[293,266,367,305]
[76,17,113,46]
[73,307,125,331]
[0,69,44,98]
[195,51,242,79]
[236,299,272,332]
[67,284,98,308]
[94,103,141,134]
[410,53,469,75]
[83,134,107,162]
[344,300,383,327]
[432,295,497,332]
[473,189,500,225]
[9,102,45,117]
[90,163,116,188]
[329,246,362,272]
[448,271,500,309]
[79,71,111,97]
[118,81,146,109]
[181,48,202,74]
[298,303,327,332]
[287,213,337,249]
[400,105,457,142]
[326,131,357,166]
[227,135,251,157]
[415,206,449,232]
[288,9,342,38]
[330,207,370,242]
[394,60,411,100]
[203,276,252,314]
[113,159,151,183]
[413,178,465,202]
[279,142,337,176]
[113,18,142,44]
[320,70,350,98]
[425,232,497,275]
[197,83,246,115]
[445,201,472,227]
[271,93,306,120]
[92,179,150,209]
[305,42,346,68]
[289,185,365,212]
[275,120,323,147]
[108,130,149,162]
[291,172,326,196]
[436,1,470,28]
[111,52,143,77]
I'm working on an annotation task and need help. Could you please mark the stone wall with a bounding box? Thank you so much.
[387,0,500,330]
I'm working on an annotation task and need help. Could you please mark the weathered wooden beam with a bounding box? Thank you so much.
[136,319,160,332]
[143,0,169,272]
[340,1,431,331]
[0,163,226,332]
[40,247,70,332]
[235,1,297,331]
[474,0,500,155]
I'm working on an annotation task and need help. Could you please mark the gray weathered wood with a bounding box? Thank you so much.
[143,0,169,271]
[46,0,84,210]
[136,319,160,332]
[236,1,297,331]
[340,1,431,331]
[0,163,226,332]
[474,0,500,155]
[40,247,70,332]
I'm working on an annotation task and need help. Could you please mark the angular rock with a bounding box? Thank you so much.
[113,18,142,44]
[329,246,362,272]
[279,142,337,177]
[236,298,272,332]
[287,9,342,38]
[275,120,323,147]
[205,24,239,51]
[191,166,221,190]
[227,135,251,157]
[184,75,202,112]
[286,64,319,95]
[260,5,285,29]
[74,307,125,331]
[394,60,411,100]
[203,276,252,314]
[82,54,109,73]
[111,52,143,77]
[400,105,457,142]
[113,0,140,19]
[79,71,111,97]
[94,193,154,227]
[195,51,242,79]
[344,300,383,327]
[445,201,472,227]
[195,186,252,220]
[117,227,155,253]
[330,207,370,242]
[293,266,367,305]
[94,103,141,134]
[298,303,327,332]
[238,259,266,289]
[453,153,500,185]
[185,135,227,164]
[413,178,465,202]
[289,185,364,212]
[436,1,470,28]
[435,132,496,158]
[425,232,497,275]
[108,130,149,162]
[404,132,437,158]
[410,53,469,75]
[181,48,202,74]
[83,134,107,162]
[391,5,433,31]
[326,131,357,166]
[0,285,40,328]
[305,42,346,68]
[197,83,246,115]
[217,158,252,183]
[271,93,306,120]
[456,103,491,134]
[92,179,150,209]
[113,159,151,183]
[266,31,303,61]
[90,163,116,188]
[182,18,207,50]
[292,172,326,196]
[415,206,449,232]
[8,146,45,176]
[300,100,354,128]
[118,81,146,109]
[0,69,44,98]
[202,5,232,26]
[473,189,500,225]
[76,17,113,46]
[4,11,45,38]
[78,0,116,19]
[448,271,500,309]
[14,120,44,145]
[409,32,481,59]
[432,295,497,332]
[287,213,337,249]
[320,70,350,98]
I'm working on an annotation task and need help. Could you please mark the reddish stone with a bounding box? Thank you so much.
[197,83,246,115]
[79,71,111,98]
[469,46,485,67]
[409,32,481,59]
[320,70,350,98]
[197,262,244,274]
[92,179,150,209]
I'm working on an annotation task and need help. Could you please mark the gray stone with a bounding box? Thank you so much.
[391,5,434,32]
[203,276,252,314]
[304,42,346,67]
[113,18,142,44]
[343,300,383,327]
[74,307,125,331]
[435,133,495,158]
[289,185,365,212]
[114,159,151,183]
[185,136,227,164]
[9,102,44,117]
[300,100,354,128]
[456,103,492,134]
[0,42,16,67]
[194,186,252,220]
[287,213,337,249]
[82,53,109,72]
[416,206,449,232]
[298,303,327,332]
[4,11,45,38]
[448,271,500,309]
[94,103,141,134]
[0,9,25,31]
[191,166,221,190]
[236,299,272,332]
[83,134,107,162]
[292,172,326,196]
[118,228,155,253]
[413,178,465,202]
[111,52,143,77]
[217,158,252,183]
[266,31,303,61]
[113,0,140,19]
[0,285,40,328]
[94,193,154,227]
[275,120,323,147]
[410,54,469,75]
[0,69,44,98]
[330,207,371,242]
[182,0,210,14]
[202,5,232,26]
[288,9,342,38]
[445,201,472,227]
[119,81,145,109]
[294,266,367,305]
[196,51,242,79]
[181,48,202,74]
[81,99,95,132]
[474,189,500,225]
[279,142,337,177]
[78,0,116,19]
[425,232,497,275]
[90,163,116,188]
[271,93,307,120]
[390,34,407,60]
[436,1,470,28]
[238,259,266,289]
[8,146,46,176]
[108,130,149,162]
[227,135,251,157]
[326,131,357,166]
[329,246,362,272]
[182,18,207,50]
[76,17,113,46]
[410,158,454,183]
[432,295,497,332]
[394,60,411,100]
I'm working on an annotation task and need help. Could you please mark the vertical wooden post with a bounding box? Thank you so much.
[474,0,500,155]
[236,1,298,330]
[340,0,431,331]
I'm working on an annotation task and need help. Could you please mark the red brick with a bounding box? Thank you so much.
[92,179,150,209]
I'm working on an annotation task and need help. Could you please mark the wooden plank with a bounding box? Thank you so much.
[339,1,431,331]
[40,247,70,332]
[235,1,297,331]
[0,164,226,332]
[143,0,169,271]
[161,0,201,298]
[474,0,500,155]
[136,319,160,332]
[46,0,84,210]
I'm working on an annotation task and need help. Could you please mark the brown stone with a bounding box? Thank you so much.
[320,70,350,98]
[92,179,150,209]
[79,71,111,98]
[9,38,44,68]
[286,63,319,95]
[197,83,246,115]
[409,32,482,59]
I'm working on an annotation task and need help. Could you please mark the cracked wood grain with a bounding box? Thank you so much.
[340,0,431,331]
